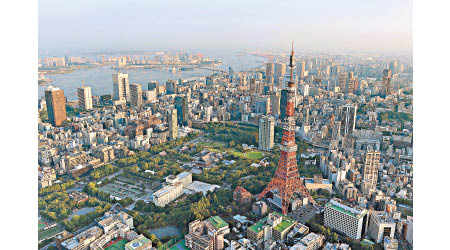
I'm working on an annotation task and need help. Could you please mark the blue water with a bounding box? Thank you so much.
[69,207,96,219]
[38,52,265,101]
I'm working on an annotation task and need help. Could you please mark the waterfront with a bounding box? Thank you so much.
[38,52,264,101]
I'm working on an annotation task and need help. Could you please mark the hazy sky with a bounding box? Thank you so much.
[39,0,412,55]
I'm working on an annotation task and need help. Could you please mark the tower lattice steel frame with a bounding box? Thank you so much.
[258,42,317,215]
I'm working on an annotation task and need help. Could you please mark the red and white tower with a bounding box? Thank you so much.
[258,42,317,215]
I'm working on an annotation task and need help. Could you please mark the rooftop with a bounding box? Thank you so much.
[207,216,228,230]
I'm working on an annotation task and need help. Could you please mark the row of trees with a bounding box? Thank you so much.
[62,203,111,232]
[39,180,75,196]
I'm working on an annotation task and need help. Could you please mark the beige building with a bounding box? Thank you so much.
[113,73,130,102]
[363,149,381,191]
[77,83,93,110]
[185,216,229,250]
[130,83,143,107]
[169,109,178,140]
[259,115,274,151]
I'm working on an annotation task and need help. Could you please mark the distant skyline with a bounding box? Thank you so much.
[39,0,412,56]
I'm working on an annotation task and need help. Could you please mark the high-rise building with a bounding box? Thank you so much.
[382,69,392,96]
[362,149,381,191]
[259,115,275,151]
[275,63,286,85]
[266,62,274,84]
[324,199,369,240]
[77,83,93,110]
[148,81,157,91]
[166,80,177,94]
[168,109,178,140]
[45,86,67,126]
[130,83,143,107]
[270,91,281,117]
[367,211,396,243]
[297,61,306,80]
[338,104,357,136]
[113,73,130,102]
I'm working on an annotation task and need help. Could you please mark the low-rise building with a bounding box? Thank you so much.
[291,232,325,250]
[125,235,152,250]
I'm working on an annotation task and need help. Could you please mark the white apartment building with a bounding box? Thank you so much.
[259,115,274,151]
[324,199,368,240]
[367,211,396,243]
[113,73,130,102]
[77,84,93,110]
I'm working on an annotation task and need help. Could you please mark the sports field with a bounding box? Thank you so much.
[38,226,62,241]
[38,220,48,231]
[169,240,189,250]
[105,239,128,250]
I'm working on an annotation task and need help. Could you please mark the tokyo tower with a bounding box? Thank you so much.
[258,42,317,215]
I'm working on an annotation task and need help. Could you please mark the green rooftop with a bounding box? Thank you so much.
[273,218,294,232]
[326,202,367,219]
[248,218,267,234]
[208,216,228,230]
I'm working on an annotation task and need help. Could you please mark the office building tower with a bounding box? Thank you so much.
[130,83,143,107]
[270,91,281,117]
[338,104,357,136]
[148,81,157,91]
[169,109,178,140]
[166,80,177,94]
[255,96,270,115]
[297,61,306,80]
[324,199,368,240]
[259,115,275,151]
[113,73,130,102]
[266,62,275,84]
[338,72,348,93]
[362,149,381,191]
[367,211,396,243]
[275,63,286,84]
[175,96,189,126]
[382,69,392,96]
[77,82,93,110]
[45,86,67,126]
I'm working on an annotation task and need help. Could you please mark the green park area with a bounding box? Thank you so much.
[231,151,263,160]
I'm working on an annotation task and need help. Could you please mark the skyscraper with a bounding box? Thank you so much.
[175,96,189,126]
[169,109,178,140]
[77,82,93,110]
[266,62,274,84]
[382,69,392,96]
[297,61,306,80]
[275,63,286,85]
[259,115,275,151]
[130,83,143,107]
[338,104,357,136]
[112,73,130,102]
[362,149,381,191]
[45,86,67,127]
[166,80,177,94]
